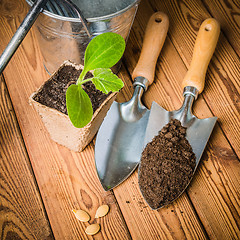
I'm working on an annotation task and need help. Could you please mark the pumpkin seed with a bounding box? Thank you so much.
[72,209,90,222]
[95,204,109,218]
[85,223,100,235]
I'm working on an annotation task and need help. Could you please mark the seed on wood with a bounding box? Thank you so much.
[85,223,100,235]
[95,205,109,218]
[72,209,90,222]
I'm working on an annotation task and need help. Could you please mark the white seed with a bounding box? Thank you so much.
[85,223,100,235]
[72,209,90,222]
[95,204,109,218]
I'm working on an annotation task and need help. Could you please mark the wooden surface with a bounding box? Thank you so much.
[0,0,239,239]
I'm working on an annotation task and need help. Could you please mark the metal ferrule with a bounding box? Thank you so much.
[176,87,198,122]
[183,86,199,100]
[178,94,195,120]
[133,76,149,91]
[120,84,147,122]
[120,77,149,122]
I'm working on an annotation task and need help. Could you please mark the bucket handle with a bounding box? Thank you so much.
[62,0,92,38]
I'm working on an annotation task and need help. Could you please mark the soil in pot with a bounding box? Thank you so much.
[138,119,196,209]
[33,65,110,116]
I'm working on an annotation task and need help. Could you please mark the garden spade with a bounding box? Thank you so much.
[140,18,220,209]
[95,12,169,191]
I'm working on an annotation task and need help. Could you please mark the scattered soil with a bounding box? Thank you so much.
[138,119,196,209]
[33,65,110,115]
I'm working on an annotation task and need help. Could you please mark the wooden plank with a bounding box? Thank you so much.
[157,46,240,239]
[1,0,239,239]
[112,2,210,240]
[121,0,240,238]
[114,69,208,240]
[0,0,209,239]
[0,0,132,239]
[201,0,240,57]
[148,0,240,157]
[0,75,53,239]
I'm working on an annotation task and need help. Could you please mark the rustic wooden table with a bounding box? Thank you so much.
[0,0,239,239]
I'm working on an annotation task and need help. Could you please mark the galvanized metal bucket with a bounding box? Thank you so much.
[26,0,140,74]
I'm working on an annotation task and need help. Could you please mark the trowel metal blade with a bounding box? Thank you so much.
[144,101,217,167]
[141,101,217,209]
[95,101,149,191]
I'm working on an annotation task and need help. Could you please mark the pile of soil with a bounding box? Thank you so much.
[33,65,110,115]
[138,119,196,209]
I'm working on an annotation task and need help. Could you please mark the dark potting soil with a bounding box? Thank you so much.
[138,119,196,209]
[33,65,110,115]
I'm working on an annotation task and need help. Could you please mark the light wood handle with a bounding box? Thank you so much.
[132,12,169,85]
[182,18,220,93]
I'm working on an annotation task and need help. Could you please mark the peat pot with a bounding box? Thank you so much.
[29,60,117,152]
[26,0,140,74]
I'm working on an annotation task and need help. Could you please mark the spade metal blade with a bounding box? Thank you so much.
[95,100,149,191]
[94,12,169,191]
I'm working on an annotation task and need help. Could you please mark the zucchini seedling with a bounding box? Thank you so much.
[66,32,125,128]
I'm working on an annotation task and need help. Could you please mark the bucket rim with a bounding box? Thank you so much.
[25,0,140,22]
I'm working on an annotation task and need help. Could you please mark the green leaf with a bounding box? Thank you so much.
[91,68,124,94]
[66,32,125,128]
[81,32,125,78]
[66,84,93,128]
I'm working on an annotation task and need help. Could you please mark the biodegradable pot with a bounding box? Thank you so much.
[29,60,117,152]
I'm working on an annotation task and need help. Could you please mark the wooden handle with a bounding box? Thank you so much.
[182,18,220,93]
[132,12,169,85]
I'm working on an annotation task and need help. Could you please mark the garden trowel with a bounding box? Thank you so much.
[140,18,220,209]
[95,12,169,191]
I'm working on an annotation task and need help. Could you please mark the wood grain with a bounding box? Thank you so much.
[148,0,240,157]
[122,0,240,238]
[0,0,239,239]
[202,0,240,57]
[112,1,209,239]
[132,11,169,84]
[0,75,53,239]
[155,44,240,238]
[0,0,131,239]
